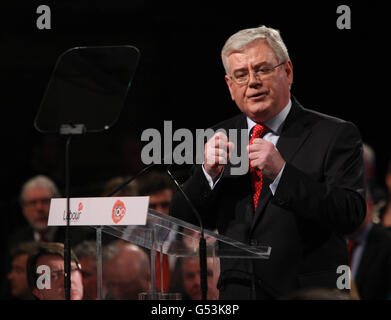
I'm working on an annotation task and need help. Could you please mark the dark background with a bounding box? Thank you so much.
[0,1,388,233]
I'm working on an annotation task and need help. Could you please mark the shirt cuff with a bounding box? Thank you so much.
[269,162,286,195]
[202,165,223,190]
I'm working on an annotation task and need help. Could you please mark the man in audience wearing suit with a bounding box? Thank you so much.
[347,190,391,299]
[3,175,94,298]
[9,175,93,247]
[26,242,83,300]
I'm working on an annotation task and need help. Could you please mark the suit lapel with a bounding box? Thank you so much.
[276,98,312,163]
[250,98,312,232]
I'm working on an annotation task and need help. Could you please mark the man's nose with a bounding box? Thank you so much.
[35,201,44,211]
[248,70,262,87]
[35,200,49,214]
[36,203,49,216]
[194,274,201,287]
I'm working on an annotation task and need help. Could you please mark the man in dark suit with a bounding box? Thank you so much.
[2,175,93,298]
[170,25,366,299]
[8,175,93,247]
[347,191,391,299]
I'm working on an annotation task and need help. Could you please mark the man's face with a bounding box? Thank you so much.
[149,189,172,215]
[386,170,391,193]
[22,187,52,231]
[225,39,293,123]
[182,258,218,300]
[79,256,97,300]
[104,253,148,300]
[32,255,83,300]
[8,253,32,299]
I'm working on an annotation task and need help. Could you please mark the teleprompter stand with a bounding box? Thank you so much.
[34,46,140,300]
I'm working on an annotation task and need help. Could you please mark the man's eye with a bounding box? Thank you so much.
[236,73,247,79]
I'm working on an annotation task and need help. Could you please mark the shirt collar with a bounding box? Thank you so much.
[247,99,292,135]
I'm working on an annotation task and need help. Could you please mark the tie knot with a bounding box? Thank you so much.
[250,124,268,143]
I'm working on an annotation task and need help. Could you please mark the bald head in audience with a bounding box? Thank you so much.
[104,241,150,300]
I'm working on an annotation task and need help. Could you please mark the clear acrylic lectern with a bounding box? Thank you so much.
[94,209,271,300]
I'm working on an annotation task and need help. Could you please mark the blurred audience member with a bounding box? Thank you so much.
[104,241,150,300]
[26,242,83,300]
[379,159,391,229]
[14,175,60,243]
[362,143,387,206]
[101,175,139,197]
[138,170,175,215]
[7,242,39,300]
[74,240,103,300]
[9,175,92,248]
[347,190,391,299]
[171,257,220,300]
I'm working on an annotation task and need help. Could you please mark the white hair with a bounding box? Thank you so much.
[221,25,290,75]
[20,175,60,204]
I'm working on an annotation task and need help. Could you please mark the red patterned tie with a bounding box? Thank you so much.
[249,124,268,211]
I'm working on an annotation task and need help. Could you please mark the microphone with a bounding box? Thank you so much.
[104,163,156,197]
[105,159,208,300]
[166,167,208,301]
[104,154,174,197]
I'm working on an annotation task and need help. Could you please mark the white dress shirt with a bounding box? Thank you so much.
[203,99,292,195]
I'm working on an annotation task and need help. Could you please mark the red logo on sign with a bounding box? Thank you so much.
[78,202,83,212]
[112,200,126,224]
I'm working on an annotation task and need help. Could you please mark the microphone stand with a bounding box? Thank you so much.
[64,135,71,300]
[105,163,156,197]
[166,166,208,301]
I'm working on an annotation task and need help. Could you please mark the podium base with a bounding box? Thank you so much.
[138,292,182,300]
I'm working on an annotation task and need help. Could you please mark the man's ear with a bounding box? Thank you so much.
[225,75,235,101]
[285,60,293,85]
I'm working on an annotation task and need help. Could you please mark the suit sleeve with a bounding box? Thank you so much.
[272,121,366,234]
[169,164,219,229]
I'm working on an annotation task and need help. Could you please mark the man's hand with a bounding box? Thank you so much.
[247,138,285,180]
[204,132,234,182]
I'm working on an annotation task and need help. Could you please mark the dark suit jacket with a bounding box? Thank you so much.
[170,97,366,299]
[355,223,391,299]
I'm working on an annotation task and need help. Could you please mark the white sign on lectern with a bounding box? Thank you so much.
[48,196,149,226]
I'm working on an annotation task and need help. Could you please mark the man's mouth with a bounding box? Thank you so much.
[248,91,268,101]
